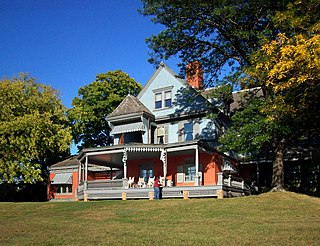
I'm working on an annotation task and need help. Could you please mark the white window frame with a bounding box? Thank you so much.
[153,86,173,110]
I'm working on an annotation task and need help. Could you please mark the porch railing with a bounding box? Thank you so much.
[223,175,245,189]
[87,179,124,189]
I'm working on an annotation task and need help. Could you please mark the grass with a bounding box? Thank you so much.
[0,192,320,245]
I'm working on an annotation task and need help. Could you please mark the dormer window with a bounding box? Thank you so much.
[153,86,173,110]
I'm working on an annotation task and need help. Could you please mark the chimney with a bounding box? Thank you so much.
[186,61,203,90]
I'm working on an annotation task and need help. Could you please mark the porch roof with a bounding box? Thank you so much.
[77,141,225,168]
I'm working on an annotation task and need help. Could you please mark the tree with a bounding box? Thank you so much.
[140,0,290,86]
[140,0,320,190]
[220,1,320,190]
[68,70,142,151]
[0,74,72,183]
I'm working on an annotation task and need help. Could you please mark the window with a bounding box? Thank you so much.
[155,93,162,109]
[177,161,202,183]
[156,126,168,144]
[154,90,172,109]
[184,122,193,141]
[164,91,172,107]
[184,161,196,182]
[55,184,72,194]
[140,164,154,183]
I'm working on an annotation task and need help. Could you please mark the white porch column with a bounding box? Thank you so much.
[81,163,85,182]
[78,161,81,184]
[195,146,199,186]
[122,149,128,179]
[84,155,88,190]
[160,149,167,185]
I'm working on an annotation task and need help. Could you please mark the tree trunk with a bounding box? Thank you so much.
[271,139,286,191]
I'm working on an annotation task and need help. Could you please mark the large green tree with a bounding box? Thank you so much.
[0,74,72,183]
[140,0,289,85]
[141,0,320,190]
[68,70,142,151]
[221,2,320,190]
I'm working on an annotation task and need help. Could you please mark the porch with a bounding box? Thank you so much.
[76,174,250,200]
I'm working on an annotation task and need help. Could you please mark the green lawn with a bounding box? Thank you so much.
[0,192,319,245]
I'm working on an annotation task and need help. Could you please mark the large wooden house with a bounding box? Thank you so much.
[49,62,248,201]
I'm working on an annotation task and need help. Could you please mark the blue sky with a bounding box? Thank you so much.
[0,0,180,109]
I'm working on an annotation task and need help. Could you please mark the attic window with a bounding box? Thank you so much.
[155,90,172,109]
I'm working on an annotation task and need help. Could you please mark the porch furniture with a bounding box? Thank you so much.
[138,177,146,188]
[167,180,173,187]
[147,176,155,188]
[160,176,165,186]
[128,177,135,188]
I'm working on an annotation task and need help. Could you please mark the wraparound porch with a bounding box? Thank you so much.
[76,173,250,200]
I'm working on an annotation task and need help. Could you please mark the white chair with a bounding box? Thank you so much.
[138,177,146,188]
[147,176,155,188]
[160,176,165,186]
[128,177,135,188]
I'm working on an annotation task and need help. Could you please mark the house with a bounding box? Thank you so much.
[48,156,78,200]
[48,155,115,201]
[49,62,248,201]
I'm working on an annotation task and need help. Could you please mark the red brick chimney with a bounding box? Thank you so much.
[186,61,203,90]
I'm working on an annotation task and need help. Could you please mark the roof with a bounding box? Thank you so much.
[108,94,153,119]
[50,155,117,172]
[230,87,263,112]
[50,155,78,168]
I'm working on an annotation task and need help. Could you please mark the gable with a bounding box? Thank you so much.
[137,62,186,99]
[137,62,210,120]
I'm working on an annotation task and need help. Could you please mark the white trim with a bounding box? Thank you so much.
[152,85,174,93]
[122,149,128,179]
[85,149,125,157]
[125,146,162,152]
[166,144,198,152]
[85,156,88,190]
[195,146,199,186]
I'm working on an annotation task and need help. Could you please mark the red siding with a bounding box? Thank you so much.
[48,171,78,200]
[126,152,223,187]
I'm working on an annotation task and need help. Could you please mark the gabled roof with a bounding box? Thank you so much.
[136,62,187,99]
[108,94,153,119]
[230,87,263,112]
[50,155,78,168]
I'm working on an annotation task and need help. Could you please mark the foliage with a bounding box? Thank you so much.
[0,74,72,183]
[220,1,320,189]
[0,192,320,245]
[68,70,142,151]
[140,0,289,86]
[141,0,320,190]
